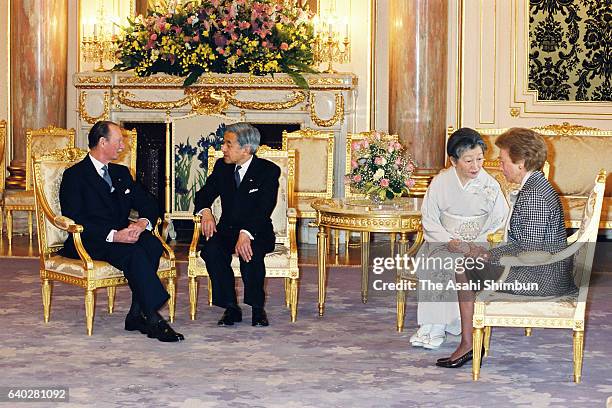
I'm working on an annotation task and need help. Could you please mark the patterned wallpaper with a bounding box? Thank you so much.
[528,0,611,101]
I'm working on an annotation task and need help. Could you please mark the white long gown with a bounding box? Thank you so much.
[415,167,509,333]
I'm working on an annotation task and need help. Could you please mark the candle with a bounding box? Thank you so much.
[328,22,333,36]
[93,24,97,38]
[345,22,348,38]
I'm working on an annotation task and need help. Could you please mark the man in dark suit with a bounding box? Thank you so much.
[59,121,184,342]
[194,123,280,327]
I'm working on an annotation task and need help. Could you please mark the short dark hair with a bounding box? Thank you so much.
[225,123,261,154]
[495,127,547,171]
[446,127,487,160]
[88,121,118,148]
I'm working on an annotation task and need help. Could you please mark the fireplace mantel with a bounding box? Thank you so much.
[74,71,357,197]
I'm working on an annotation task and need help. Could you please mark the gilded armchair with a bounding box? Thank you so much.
[4,126,75,245]
[472,170,607,383]
[33,148,177,335]
[188,146,299,321]
[281,128,334,218]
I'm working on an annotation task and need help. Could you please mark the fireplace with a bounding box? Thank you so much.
[122,121,300,241]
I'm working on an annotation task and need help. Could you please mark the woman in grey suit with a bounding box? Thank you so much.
[436,127,577,368]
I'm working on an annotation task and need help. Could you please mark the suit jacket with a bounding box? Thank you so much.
[194,155,281,252]
[59,155,159,259]
[489,171,576,296]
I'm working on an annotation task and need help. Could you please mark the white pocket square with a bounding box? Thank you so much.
[124,189,131,194]
[249,188,259,193]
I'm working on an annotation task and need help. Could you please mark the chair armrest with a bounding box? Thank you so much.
[53,215,84,234]
[189,214,202,257]
[287,208,298,253]
[499,251,555,267]
[152,218,175,261]
[487,228,504,247]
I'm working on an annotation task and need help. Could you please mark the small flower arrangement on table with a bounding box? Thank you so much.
[346,133,416,202]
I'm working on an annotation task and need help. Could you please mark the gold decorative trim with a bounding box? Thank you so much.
[310,93,344,127]
[532,122,600,135]
[225,90,306,111]
[77,76,112,84]
[116,90,191,110]
[184,88,229,115]
[116,73,355,88]
[318,213,421,232]
[510,107,520,117]
[78,91,110,124]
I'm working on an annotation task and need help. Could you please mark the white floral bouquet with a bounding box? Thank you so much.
[346,133,416,201]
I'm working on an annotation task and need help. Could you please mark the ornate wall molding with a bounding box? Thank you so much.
[309,93,344,127]
[78,91,110,124]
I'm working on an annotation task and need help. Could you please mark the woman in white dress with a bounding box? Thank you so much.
[410,128,509,349]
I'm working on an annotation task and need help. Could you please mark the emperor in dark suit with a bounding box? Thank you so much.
[194,123,280,327]
[59,121,183,342]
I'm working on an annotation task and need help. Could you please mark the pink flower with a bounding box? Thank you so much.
[280,42,289,51]
[217,47,225,55]
[374,157,384,165]
[380,178,389,187]
[351,141,361,150]
[238,21,251,30]
[363,140,369,148]
[236,49,243,56]
[395,158,402,166]
[262,41,268,47]
[150,33,158,41]
[351,160,358,169]
[353,174,362,182]
[193,34,200,42]
[407,163,415,172]
[405,178,416,188]
[394,141,402,150]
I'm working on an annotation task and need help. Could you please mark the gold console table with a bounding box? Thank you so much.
[311,198,423,330]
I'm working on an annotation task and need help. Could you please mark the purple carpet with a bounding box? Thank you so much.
[0,257,611,407]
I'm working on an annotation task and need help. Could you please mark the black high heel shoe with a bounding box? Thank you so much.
[436,344,485,368]
[436,350,473,368]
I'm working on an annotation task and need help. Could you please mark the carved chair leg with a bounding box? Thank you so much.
[396,276,406,333]
[284,278,290,308]
[484,326,492,357]
[28,211,33,242]
[472,327,485,381]
[207,277,213,306]
[42,278,52,323]
[344,230,349,254]
[289,278,298,322]
[525,327,532,336]
[85,289,95,336]
[106,287,116,314]
[0,208,3,236]
[167,276,176,323]
[188,276,198,320]
[573,330,584,383]
[334,229,340,255]
[6,210,13,246]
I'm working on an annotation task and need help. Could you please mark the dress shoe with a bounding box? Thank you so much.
[437,344,485,364]
[409,324,432,347]
[218,307,242,326]
[252,308,269,327]
[436,350,473,368]
[124,313,147,334]
[423,333,446,350]
[146,319,185,342]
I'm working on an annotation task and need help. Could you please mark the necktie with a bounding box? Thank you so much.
[234,165,242,189]
[101,165,113,190]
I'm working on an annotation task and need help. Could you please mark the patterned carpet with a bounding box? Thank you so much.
[0,257,611,407]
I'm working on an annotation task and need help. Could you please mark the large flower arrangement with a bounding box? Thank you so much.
[346,134,417,202]
[114,0,317,87]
